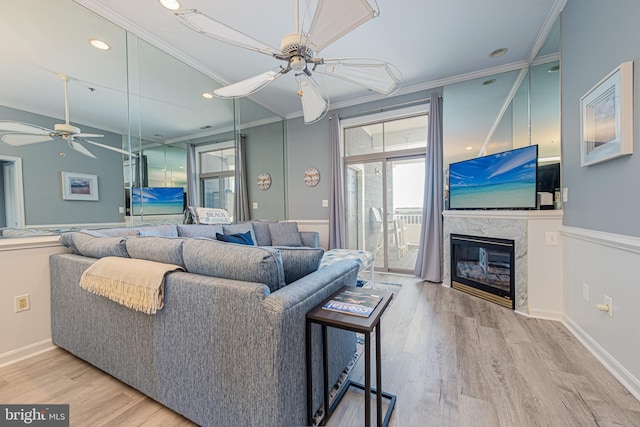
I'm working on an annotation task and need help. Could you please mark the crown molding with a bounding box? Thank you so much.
[73,0,285,119]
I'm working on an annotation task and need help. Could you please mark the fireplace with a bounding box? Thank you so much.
[450,234,515,309]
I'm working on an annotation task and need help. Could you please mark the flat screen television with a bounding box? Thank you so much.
[129,187,185,215]
[448,145,538,210]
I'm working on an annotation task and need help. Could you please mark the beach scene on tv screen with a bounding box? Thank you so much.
[449,146,537,209]
[132,187,184,215]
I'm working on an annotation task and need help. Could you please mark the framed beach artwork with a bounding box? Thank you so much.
[61,172,99,201]
[580,61,634,166]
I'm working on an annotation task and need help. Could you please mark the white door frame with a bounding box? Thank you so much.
[1,155,26,229]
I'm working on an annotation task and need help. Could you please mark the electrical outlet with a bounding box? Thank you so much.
[118,206,125,214]
[15,294,30,312]
[322,199,329,207]
[604,295,613,317]
[582,284,589,301]
[252,202,258,209]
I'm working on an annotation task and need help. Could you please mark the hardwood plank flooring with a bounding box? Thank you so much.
[1,273,639,426]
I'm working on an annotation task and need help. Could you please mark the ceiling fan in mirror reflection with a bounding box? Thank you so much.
[176,0,402,124]
[0,74,133,159]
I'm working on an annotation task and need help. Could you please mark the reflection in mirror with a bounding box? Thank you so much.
[443,16,560,209]
[0,0,287,238]
[0,0,129,237]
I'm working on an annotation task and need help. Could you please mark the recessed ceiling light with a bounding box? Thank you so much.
[159,0,180,10]
[89,39,110,50]
[547,65,560,73]
[482,79,497,86]
[202,92,214,99]
[466,146,473,150]
[488,48,508,58]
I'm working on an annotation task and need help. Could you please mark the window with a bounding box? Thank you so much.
[196,143,235,220]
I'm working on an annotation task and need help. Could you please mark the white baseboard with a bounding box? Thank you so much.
[523,308,564,321]
[563,316,640,401]
[0,340,56,368]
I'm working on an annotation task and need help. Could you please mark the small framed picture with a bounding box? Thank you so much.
[61,172,99,201]
[580,61,634,166]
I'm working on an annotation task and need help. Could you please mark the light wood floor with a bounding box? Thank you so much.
[2,274,639,426]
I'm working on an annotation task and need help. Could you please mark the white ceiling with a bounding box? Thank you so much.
[75,0,563,119]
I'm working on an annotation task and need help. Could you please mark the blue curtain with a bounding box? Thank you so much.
[328,113,346,249]
[186,143,197,207]
[413,92,444,282]
[234,133,250,222]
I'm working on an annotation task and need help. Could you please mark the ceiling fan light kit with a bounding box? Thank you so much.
[176,0,401,124]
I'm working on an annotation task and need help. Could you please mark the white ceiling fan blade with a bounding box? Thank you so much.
[213,69,286,98]
[67,139,96,159]
[176,9,279,56]
[0,133,55,146]
[296,74,329,124]
[314,58,402,94]
[78,138,135,157]
[306,0,377,53]
[0,120,54,134]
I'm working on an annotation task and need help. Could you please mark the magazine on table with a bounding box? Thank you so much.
[322,289,382,317]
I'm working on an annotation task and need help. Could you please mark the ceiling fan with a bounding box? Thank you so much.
[0,74,133,158]
[176,0,402,123]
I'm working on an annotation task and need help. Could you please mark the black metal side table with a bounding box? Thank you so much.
[306,287,396,427]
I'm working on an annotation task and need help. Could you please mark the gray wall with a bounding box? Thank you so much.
[286,89,440,220]
[245,120,286,220]
[0,105,125,226]
[0,161,5,227]
[561,0,640,236]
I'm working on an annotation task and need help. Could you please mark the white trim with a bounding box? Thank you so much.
[561,225,640,255]
[527,0,566,64]
[478,67,530,157]
[285,60,530,121]
[340,104,429,128]
[25,222,126,231]
[0,155,25,229]
[0,235,62,252]
[0,340,56,368]
[443,209,563,221]
[516,308,564,322]
[563,316,640,401]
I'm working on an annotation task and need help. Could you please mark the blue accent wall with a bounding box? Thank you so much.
[561,0,640,236]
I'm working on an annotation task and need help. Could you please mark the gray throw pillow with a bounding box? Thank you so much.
[182,239,285,292]
[125,236,186,267]
[250,220,278,246]
[268,222,303,247]
[177,224,223,239]
[72,232,129,258]
[222,223,257,246]
[274,246,325,284]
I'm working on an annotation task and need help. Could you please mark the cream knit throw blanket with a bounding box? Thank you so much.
[80,256,184,314]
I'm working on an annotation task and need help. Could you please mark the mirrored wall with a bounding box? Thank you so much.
[0,0,286,238]
[443,18,561,205]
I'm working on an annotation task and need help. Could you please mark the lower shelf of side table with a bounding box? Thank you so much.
[325,379,396,427]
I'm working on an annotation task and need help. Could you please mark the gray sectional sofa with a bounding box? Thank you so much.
[50,221,358,426]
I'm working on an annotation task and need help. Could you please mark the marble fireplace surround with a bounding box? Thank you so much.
[444,210,563,315]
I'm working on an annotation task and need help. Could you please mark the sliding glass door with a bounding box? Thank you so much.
[343,113,427,273]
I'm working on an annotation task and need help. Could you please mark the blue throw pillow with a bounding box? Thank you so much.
[216,231,255,246]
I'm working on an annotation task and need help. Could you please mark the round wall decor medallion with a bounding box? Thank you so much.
[304,167,320,187]
[257,172,272,190]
